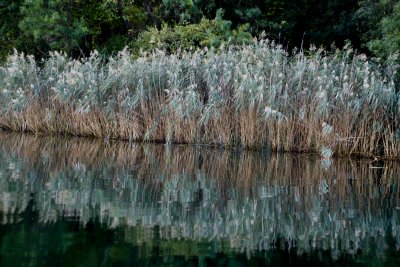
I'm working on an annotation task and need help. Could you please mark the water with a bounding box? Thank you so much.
[0,133,400,266]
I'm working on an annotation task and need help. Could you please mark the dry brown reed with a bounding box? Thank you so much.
[0,45,399,159]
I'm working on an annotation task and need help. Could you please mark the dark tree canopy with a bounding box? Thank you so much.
[0,0,399,60]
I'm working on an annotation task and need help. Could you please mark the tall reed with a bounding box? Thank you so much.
[0,42,398,158]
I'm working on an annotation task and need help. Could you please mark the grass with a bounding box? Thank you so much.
[0,41,398,159]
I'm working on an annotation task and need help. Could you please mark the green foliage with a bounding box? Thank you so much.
[162,0,200,23]
[0,0,24,61]
[131,15,253,54]
[161,0,360,49]
[0,0,163,58]
[0,0,398,73]
[358,0,400,59]
[18,0,89,56]
[72,0,155,55]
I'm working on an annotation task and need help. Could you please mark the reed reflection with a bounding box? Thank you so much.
[0,133,400,259]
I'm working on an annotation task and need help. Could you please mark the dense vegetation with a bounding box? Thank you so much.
[0,43,398,158]
[0,0,399,59]
[0,0,399,158]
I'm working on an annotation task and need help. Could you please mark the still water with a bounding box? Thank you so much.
[1,133,400,266]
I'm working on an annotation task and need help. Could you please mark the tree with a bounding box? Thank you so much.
[0,0,24,60]
[72,0,161,55]
[131,11,253,54]
[18,0,88,56]
[159,0,361,50]
[358,0,400,59]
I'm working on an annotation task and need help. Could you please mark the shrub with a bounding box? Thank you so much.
[131,15,253,54]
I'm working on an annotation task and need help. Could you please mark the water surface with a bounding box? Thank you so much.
[1,133,400,266]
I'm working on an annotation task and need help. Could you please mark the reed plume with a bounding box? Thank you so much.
[0,43,398,158]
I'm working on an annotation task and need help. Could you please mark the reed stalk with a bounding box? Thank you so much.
[0,43,398,158]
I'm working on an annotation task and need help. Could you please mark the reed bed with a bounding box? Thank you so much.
[0,42,398,158]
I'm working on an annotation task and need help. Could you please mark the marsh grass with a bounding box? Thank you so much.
[0,42,398,158]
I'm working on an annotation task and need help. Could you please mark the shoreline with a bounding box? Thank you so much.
[0,127,395,163]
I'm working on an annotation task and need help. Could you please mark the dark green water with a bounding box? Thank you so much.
[1,133,400,266]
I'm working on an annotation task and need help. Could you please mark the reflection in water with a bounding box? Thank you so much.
[1,133,400,265]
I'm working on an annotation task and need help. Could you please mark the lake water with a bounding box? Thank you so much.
[1,133,400,266]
